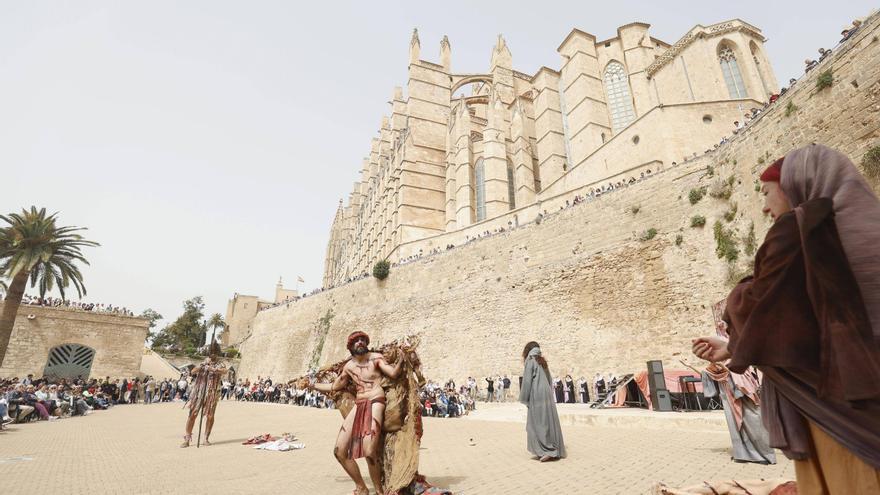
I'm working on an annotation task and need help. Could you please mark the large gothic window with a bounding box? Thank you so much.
[507,161,516,209]
[719,45,747,99]
[475,158,486,221]
[603,61,636,132]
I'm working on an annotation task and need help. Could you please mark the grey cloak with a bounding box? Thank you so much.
[701,371,776,464]
[519,347,566,458]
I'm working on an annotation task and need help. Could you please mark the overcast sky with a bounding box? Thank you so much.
[1,1,875,333]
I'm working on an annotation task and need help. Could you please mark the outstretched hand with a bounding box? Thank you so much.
[691,336,731,362]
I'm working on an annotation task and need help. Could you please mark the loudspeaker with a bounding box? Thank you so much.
[652,389,673,412]
[646,360,673,412]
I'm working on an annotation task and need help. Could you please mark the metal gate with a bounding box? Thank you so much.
[43,344,96,379]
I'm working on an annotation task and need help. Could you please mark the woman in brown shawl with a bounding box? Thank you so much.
[692,144,880,494]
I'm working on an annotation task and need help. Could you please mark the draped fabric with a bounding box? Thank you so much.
[519,348,566,458]
[184,359,225,414]
[725,197,880,467]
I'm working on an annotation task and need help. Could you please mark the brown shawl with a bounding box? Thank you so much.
[780,144,880,341]
[725,197,880,467]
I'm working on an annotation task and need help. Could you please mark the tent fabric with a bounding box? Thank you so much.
[633,370,703,409]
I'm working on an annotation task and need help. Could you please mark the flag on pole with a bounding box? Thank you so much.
[297,276,305,283]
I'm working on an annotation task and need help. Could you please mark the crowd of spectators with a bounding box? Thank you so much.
[21,294,135,317]
[0,373,185,429]
[228,376,335,409]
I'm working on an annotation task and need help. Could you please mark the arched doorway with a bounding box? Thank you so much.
[43,343,96,379]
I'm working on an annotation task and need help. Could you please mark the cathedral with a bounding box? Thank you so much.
[323,20,778,287]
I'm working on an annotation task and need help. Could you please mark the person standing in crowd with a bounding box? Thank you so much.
[503,375,511,402]
[577,377,590,403]
[564,375,576,404]
[553,377,564,403]
[519,342,566,462]
[485,376,495,402]
[693,144,880,493]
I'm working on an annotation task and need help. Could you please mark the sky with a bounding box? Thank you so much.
[1,1,875,334]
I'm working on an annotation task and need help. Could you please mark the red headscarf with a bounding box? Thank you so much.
[760,157,784,182]
[346,331,370,352]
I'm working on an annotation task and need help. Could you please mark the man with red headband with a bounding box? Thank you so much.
[306,331,409,495]
[693,145,880,493]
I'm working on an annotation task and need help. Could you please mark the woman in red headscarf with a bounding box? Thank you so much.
[692,144,880,494]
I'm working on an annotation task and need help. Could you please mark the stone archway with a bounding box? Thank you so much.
[43,343,96,379]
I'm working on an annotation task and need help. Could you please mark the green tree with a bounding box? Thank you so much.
[207,312,225,344]
[140,308,164,344]
[150,296,207,353]
[0,207,99,367]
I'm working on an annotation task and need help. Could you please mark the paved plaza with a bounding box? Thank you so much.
[0,401,793,494]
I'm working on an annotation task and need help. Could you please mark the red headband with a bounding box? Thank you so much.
[347,331,369,351]
[759,157,784,182]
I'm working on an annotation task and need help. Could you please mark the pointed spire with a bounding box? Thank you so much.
[490,33,512,70]
[277,277,283,288]
[409,28,421,64]
[440,35,451,71]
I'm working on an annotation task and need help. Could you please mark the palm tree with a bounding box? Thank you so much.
[0,207,99,366]
[207,313,225,344]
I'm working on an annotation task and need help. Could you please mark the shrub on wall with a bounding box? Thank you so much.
[714,221,740,262]
[372,260,391,280]
[675,234,683,246]
[640,228,658,241]
[688,186,707,205]
[862,145,880,179]
[743,221,757,256]
[709,176,736,200]
[816,69,834,90]
[690,215,706,228]
[785,101,798,117]
[723,202,739,222]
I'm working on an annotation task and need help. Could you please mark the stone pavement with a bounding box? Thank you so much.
[0,401,794,494]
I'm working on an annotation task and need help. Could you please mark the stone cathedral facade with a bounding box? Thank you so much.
[323,20,777,287]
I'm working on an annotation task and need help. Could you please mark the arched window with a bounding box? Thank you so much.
[475,158,486,221]
[603,61,636,132]
[719,44,747,99]
[507,161,516,209]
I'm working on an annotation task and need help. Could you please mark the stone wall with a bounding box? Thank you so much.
[0,303,149,379]
[240,14,880,384]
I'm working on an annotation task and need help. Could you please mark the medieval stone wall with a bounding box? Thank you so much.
[240,14,880,384]
[0,303,149,379]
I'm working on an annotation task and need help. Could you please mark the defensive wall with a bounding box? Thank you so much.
[239,14,880,384]
[0,303,149,379]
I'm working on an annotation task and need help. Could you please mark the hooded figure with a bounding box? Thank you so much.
[693,144,880,493]
[519,342,566,461]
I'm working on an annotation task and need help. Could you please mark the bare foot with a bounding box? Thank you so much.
[203,438,211,446]
[180,435,191,448]
[539,455,555,462]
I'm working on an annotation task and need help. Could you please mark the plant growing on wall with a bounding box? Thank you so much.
[713,221,740,262]
[709,176,736,200]
[690,215,706,228]
[743,221,757,256]
[688,186,708,205]
[630,205,641,215]
[785,101,798,117]
[640,228,658,241]
[816,69,834,90]
[675,234,683,246]
[723,202,739,222]
[308,308,335,371]
[861,145,880,179]
[373,260,391,280]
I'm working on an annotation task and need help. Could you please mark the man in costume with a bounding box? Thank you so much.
[300,332,450,495]
[181,341,226,448]
[693,145,880,493]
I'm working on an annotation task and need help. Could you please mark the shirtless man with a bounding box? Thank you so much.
[305,331,409,495]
